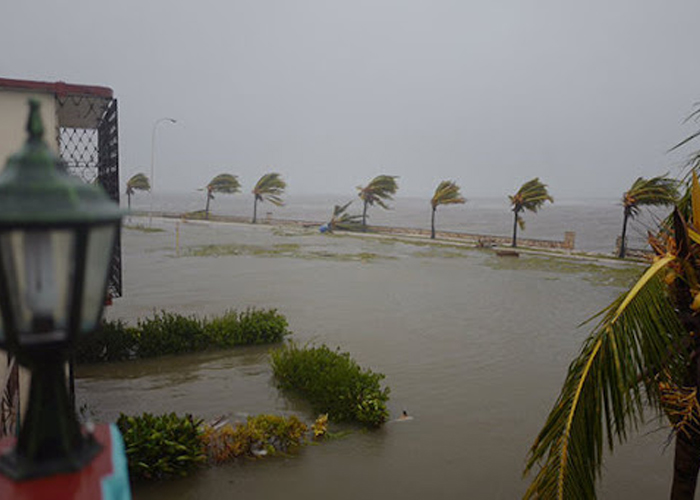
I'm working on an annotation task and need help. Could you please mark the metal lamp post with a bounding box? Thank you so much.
[0,100,124,481]
[149,117,176,226]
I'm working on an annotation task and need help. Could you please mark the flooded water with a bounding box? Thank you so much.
[77,218,675,498]
[129,192,665,254]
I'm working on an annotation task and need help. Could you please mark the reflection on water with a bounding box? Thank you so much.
[78,220,672,498]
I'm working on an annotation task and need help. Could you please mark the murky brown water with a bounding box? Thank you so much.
[77,218,673,498]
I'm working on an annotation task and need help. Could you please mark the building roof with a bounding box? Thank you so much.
[0,77,113,99]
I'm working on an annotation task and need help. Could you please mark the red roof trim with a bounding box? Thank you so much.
[0,77,113,99]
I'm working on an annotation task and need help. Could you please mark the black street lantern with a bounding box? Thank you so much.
[0,100,124,480]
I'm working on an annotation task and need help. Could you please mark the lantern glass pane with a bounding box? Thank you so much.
[80,224,116,334]
[0,230,75,344]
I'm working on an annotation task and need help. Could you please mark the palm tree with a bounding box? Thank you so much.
[508,178,553,248]
[523,172,700,499]
[357,175,399,232]
[430,180,466,239]
[252,172,286,223]
[125,173,150,210]
[204,173,240,219]
[328,201,362,232]
[618,175,679,258]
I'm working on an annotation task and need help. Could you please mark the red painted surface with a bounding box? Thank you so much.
[0,425,114,500]
[0,78,113,99]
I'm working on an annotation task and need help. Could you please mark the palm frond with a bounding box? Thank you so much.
[126,173,150,194]
[623,175,679,218]
[510,178,553,214]
[207,173,240,194]
[524,254,686,499]
[357,175,399,207]
[431,180,466,208]
[253,172,286,206]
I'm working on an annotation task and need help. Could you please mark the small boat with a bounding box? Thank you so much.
[495,249,519,257]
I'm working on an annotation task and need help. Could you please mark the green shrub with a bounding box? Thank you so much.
[117,412,206,481]
[270,343,390,427]
[75,319,137,363]
[75,308,290,364]
[234,308,290,344]
[137,312,206,358]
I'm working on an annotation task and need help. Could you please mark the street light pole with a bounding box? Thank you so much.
[149,117,177,226]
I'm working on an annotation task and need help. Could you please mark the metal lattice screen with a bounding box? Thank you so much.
[57,95,122,298]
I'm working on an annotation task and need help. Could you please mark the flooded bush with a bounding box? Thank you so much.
[76,308,290,364]
[75,319,138,363]
[118,412,311,481]
[270,343,390,427]
[137,312,207,358]
[201,414,308,463]
[117,412,206,481]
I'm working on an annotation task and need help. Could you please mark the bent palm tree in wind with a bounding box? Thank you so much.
[204,173,240,219]
[430,180,466,239]
[357,175,399,232]
[328,201,362,232]
[524,171,700,499]
[618,175,679,258]
[125,173,150,210]
[509,178,553,248]
[252,172,286,223]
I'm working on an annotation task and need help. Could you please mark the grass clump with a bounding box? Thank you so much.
[270,343,390,427]
[76,308,290,364]
[117,412,206,481]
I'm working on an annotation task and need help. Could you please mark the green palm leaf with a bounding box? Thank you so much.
[623,175,679,218]
[509,178,552,247]
[524,254,686,499]
[207,173,241,194]
[357,175,399,231]
[329,200,362,231]
[431,180,466,208]
[126,173,150,195]
[510,178,554,214]
[358,175,399,206]
[253,172,286,206]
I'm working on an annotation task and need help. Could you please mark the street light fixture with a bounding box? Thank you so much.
[149,117,176,226]
[0,100,124,480]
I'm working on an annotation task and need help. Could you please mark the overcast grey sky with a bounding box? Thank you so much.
[2,0,700,199]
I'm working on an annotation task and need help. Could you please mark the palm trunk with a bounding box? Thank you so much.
[431,206,436,239]
[205,192,211,220]
[512,209,519,248]
[127,192,131,211]
[618,208,630,258]
[253,197,258,224]
[671,429,700,499]
[362,200,368,232]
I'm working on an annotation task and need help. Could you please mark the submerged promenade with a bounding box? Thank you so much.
[144,210,578,251]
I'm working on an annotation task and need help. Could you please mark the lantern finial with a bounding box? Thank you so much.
[26,98,44,142]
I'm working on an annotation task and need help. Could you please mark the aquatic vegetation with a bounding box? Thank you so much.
[270,342,390,427]
[483,254,643,288]
[118,412,309,481]
[412,249,471,259]
[75,309,290,364]
[201,415,308,464]
[186,242,394,263]
[117,412,206,481]
[311,414,329,439]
